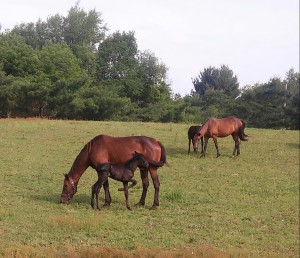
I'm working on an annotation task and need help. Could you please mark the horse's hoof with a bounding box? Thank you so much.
[134,202,145,207]
[118,187,125,191]
[149,204,158,210]
[127,206,132,211]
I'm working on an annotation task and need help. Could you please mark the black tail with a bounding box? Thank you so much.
[148,141,169,168]
[239,120,248,141]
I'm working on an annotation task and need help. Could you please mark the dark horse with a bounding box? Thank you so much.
[188,125,203,154]
[60,135,167,210]
[193,116,248,158]
[91,151,149,210]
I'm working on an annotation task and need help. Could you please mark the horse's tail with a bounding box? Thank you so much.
[239,119,248,141]
[148,141,169,168]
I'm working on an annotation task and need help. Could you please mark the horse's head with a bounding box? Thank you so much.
[133,151,149,169]
[193,133,202,150]
[60,174,77,204]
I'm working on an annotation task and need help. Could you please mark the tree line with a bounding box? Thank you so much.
[0,4,299,129]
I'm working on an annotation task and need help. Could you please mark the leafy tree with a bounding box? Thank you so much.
[96,31,138,81]
[0,34,40,78]
[192,65,240,98]
[283,68,299,129]
[239,78,287,128]
[19,76,51,117]
[38,43,86,83]
[0,70,20,117]
[137,50,170,106]
[71,85,134,120]
[63,3,106,51]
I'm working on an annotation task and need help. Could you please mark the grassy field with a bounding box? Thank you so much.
[0,119,299,257]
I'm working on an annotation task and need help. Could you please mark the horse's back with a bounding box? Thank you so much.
[89,135,162,165]
[202,117,242,137]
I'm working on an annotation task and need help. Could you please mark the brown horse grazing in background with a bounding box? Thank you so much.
[188,125,203,154]
[60,135,167,210]
[91,151,149,210]
[193,116,248,158]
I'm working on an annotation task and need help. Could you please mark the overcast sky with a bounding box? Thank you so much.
[0,0,299,95]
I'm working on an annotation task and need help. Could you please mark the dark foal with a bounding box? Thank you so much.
[91,152,149,210]
[188,125,203,154]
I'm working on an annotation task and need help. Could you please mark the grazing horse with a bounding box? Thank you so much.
[91,151,149,210]
[60,135,167,210]
[193,116,248,158]
[188,125,203,154]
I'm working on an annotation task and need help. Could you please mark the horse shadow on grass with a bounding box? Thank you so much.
[166,146,191,158]
[31,193,91,205]
[287,142,299,149]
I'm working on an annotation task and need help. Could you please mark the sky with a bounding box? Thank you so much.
[0,0,299,95]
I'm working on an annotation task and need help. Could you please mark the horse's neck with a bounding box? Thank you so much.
[68,145,90,185]
[200,124,208,136]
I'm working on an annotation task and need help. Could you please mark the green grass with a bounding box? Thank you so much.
[0,119,299,257]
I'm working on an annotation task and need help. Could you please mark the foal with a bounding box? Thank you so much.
[188,125,203,154]
[91,152,149,210]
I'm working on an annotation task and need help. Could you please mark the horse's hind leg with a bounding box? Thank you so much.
[135,168,149,207]
[149,168,160,210]
[118,178,137,191]
[128,178,137,189]
[188,138,191,154]
[231,135,240,158]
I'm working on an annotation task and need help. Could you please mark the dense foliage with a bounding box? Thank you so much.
[0,4,299,129]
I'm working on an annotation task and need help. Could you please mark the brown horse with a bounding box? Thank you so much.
[91,151,149,210]
[193,116,248,158]
[60,135,167,210]
[188,125,203,154]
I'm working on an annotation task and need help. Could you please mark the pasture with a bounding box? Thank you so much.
[0,119,299,257]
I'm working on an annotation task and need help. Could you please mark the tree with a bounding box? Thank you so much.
[0,34,40,78]
[283,68,299,129]
[238,78,287,128]
[137,50,170,106]
[63,2,106,51]
[0,70,20,117]
[192,65,240,98]
[96,31,138,82]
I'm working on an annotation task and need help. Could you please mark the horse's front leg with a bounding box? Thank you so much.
[212,136,220,157]
[135,168,149,207]
[91,181,99,209]
[94,171,109,210]
[103,179,111,207]
[200,137,204,154]
[123,182,131,210]
[200,137,209,158]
